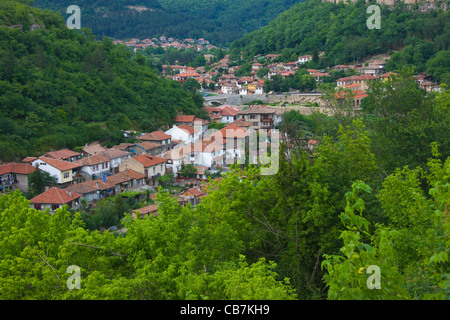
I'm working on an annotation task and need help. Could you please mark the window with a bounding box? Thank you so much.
[249,115,256,119]
[63,172,70,179]
[253,122,259,127]
[153,167,156,174]
[95,165,99,172]
[160,165,163,171]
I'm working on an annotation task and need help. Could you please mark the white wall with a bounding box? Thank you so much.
[32,160,62,184]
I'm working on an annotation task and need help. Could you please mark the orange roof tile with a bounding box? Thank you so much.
[36,157,82,171]
[75,154,110,166]
[30,187,82,204]
[133,154,166,168]
[44,149,80,160]
[0,163,36,175]
[139,131,171,141]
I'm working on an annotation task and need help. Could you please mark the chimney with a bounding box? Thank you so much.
[45,186,49,192]
[96,182,99,188]
[67,191,72,197]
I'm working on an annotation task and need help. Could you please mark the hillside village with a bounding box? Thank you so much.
[1,45,442,223]
[114,36,443,104]
[0,103,289,221]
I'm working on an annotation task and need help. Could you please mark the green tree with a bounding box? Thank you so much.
[28,167,58,198]
[182,78,201,93]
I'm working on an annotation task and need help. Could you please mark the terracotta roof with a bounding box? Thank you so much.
[35,157,82,171]
[135,142,162,151]
[132,204,158,218]
[65,179,114,194]
[122,169,146,180]
[44,149,81,160]
[238,105,276,115]
[0,163,36,175]
[22,157,37,163]
[220,107,238,116]
[184,187,206,198]
[213,124,249,139]
[30,187,82,204]
[116,143,133,151]
[101,148,131,159]
[107,172,133,184]
[133,154,166,168]
[178,124,200,135]
[175,115,196,123]
[75,154,110,166]
[138,131,171,141]
[229,119,253,127]
[82,143,107,155]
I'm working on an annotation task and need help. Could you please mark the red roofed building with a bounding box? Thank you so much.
[132,204,159,219]
[30,187,82,213]
[119,154,167,187]
[138,131,172,151]
[75,154,111,180]
[31,157,82,187]
[0,163,36,193]
[44,149,81,162]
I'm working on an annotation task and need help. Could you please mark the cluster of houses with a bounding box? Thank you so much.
[113,36,218,54]
[0,104,286,218]
[334,60,441,107]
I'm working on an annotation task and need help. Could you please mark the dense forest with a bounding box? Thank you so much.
[231,0,450,84]
[33,0,305,45]
[0,0,208,162]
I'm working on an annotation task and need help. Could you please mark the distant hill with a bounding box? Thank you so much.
[231,0,450,72]
[33,0,305,45]
[0,0,207,161]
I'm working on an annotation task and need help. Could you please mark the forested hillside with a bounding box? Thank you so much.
[33,0,305,44]
[0,0,208,162]
[231,0,450,82]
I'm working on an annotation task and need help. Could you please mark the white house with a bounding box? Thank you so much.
[298,55,313,64]
[31,157,82,187]
[220,107,239,124]
[191,140,225,168]
[101,148,131,174]
[75,154,112,180]
[165,124,201,145]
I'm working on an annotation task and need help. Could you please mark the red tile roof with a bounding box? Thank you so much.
[30,187,82,204]
[0,163,36,175]
[75,154,110,166]
[132,204,159,218]
[138,130,171,141]
[36,157,82,171]
[122,169,146,180]
[133,154,166,168]
[22,157,38,163]
[178,124,200,135]
[175,115,196,123]
[135,142,162,151]
[44,149,80,160]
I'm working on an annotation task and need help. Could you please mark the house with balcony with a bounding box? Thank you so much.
[0,163,36,193]
[236,105,282,130]
[31,157,82,187]
[101,148,132,174]
[75,154,111,181]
